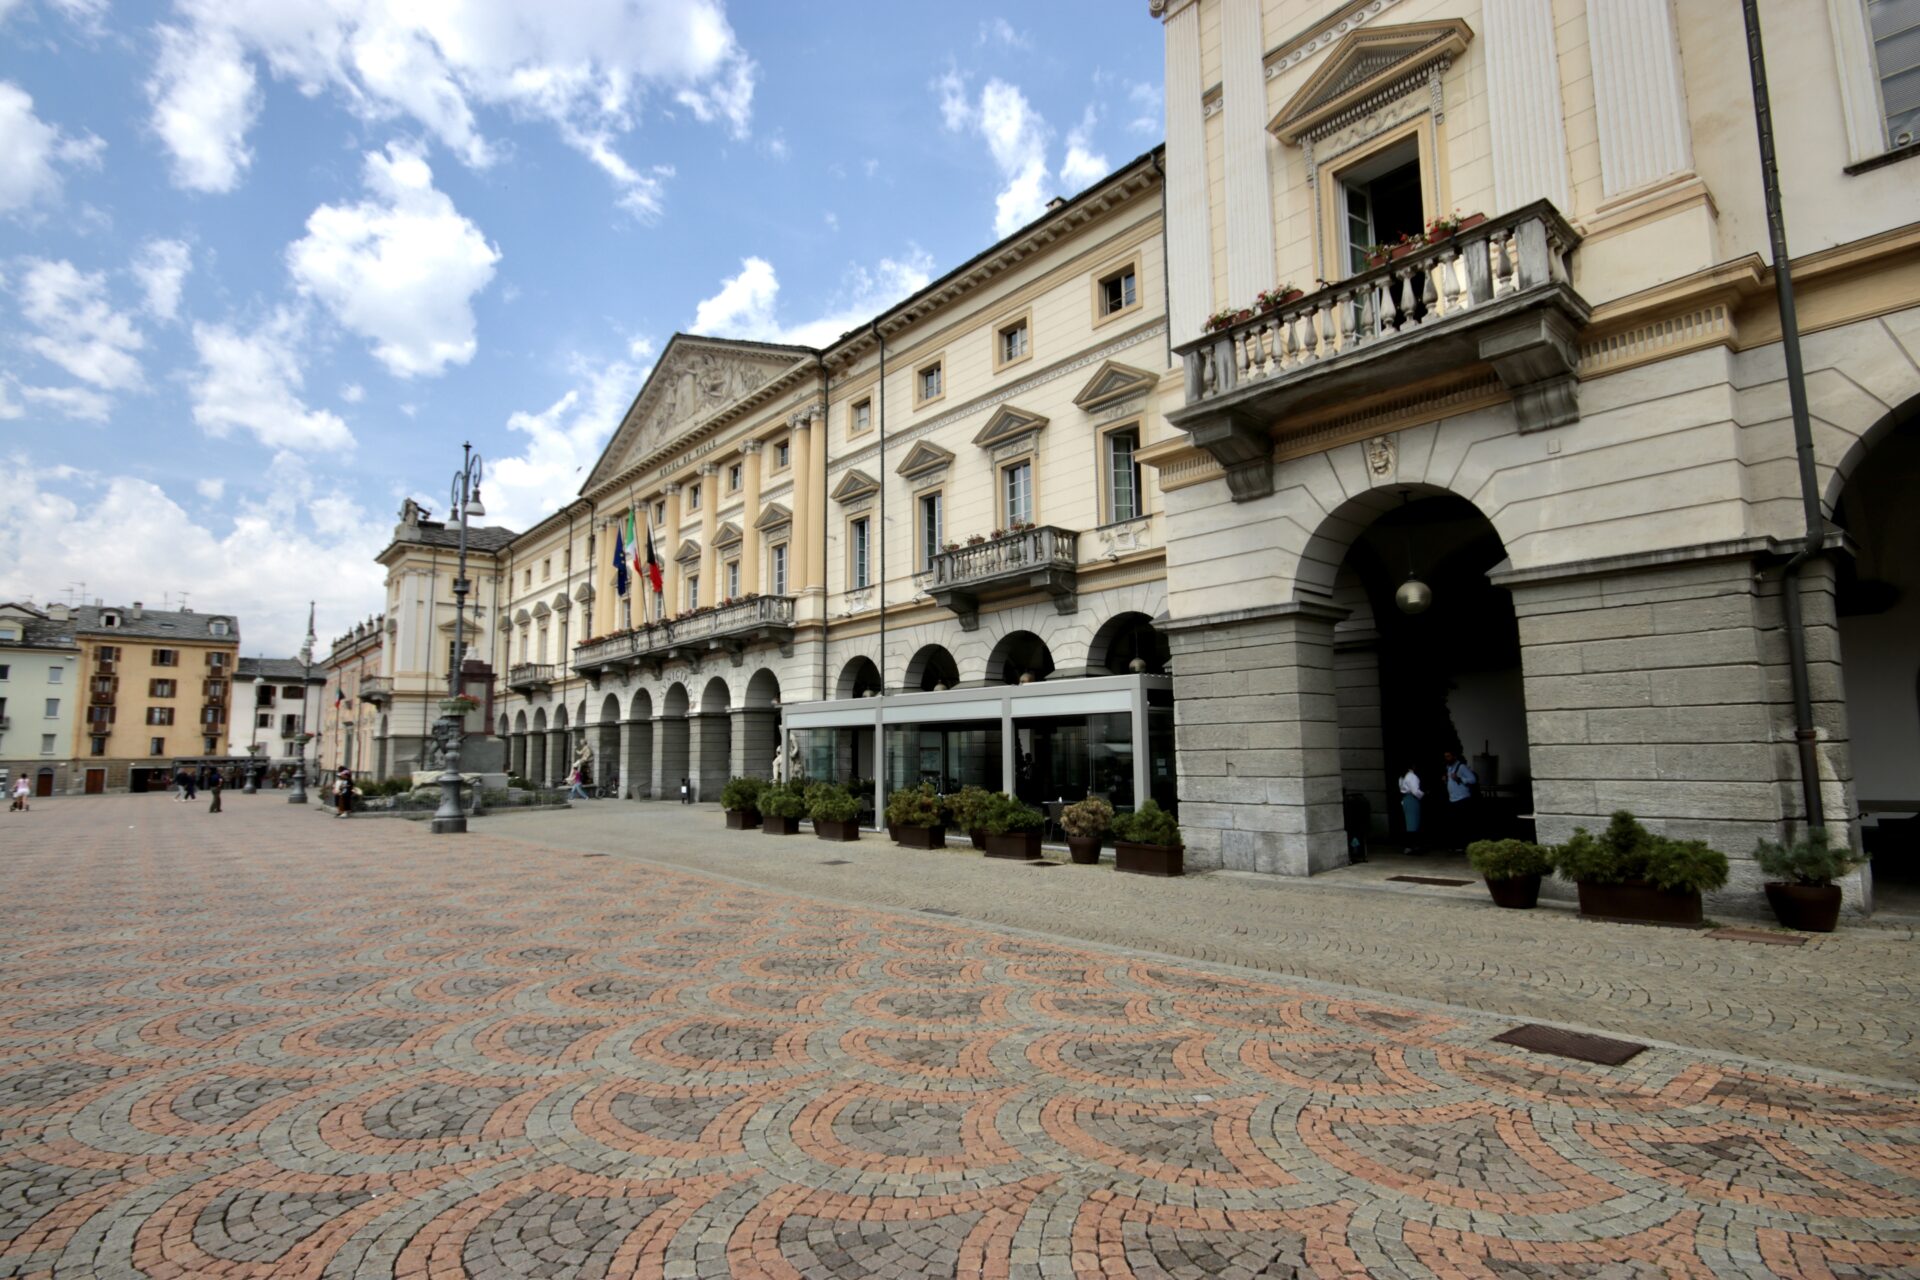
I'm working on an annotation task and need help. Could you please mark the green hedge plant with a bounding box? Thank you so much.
[1061,796,1114,840]
[1467,839,1551,882]
[806,783,861,824]
[721,776,767,812]
[1753,827,1861,887]
[1111,800,1182,847]
[884,783,946,829]
[1550,810,1728,894]
[977,791,1045,836]
[946,785,993,833]
[759,783,807,820]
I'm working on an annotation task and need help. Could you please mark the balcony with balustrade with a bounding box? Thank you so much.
[357,675,393,705]
[927,525,1078,632]
[506,663,562,692]
[573,595,796,678]
[1169,201,1589,501]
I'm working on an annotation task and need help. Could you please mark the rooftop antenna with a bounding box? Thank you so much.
[65,581,87,607]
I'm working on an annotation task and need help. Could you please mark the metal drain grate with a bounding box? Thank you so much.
[1023,860,1058,868]
[1493,1023,1646,1066]
[917,907,959,916]
[1387,875,1473,887]
[819,860,851,866]
[581,853,608,859]
[1707,927,1806,947]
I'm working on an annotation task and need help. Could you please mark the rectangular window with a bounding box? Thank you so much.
[204,737,219,753]
[654,500,666,524]
[687,576,700,611]
[542,557,551,580]
[1100,265,1138,316]
[256,685,275,706]
[205,679,225,698]
[728,462,742,491]
[147,707,173,726]
[47,665,62,684]
[149,678,175,698]
[1107,427,1143,523]
[1002,459,1034,527]
[916,360,944,404]
[96,646,117,662]
[1870,0,1920,146]
[726,560,740,599]
[149,737,165,756]
[203,707,223,726]
[90,736,106,756]
[771,543,788,595]
[282,714,299,736]
[86,706,113,727]
[687,485,701,512]
[0,664,9,680]
[851,516,871,590]
[920,491,944,569]
[41,733,55,754]
[44,697,59,718]
[257,710,271,728]
[851,398,871,434]
[153,649,177,667]
[774,441,791,469]
[206,652,227,669]
[998,317,1030,366]
[281,685,301,699]
[1337,136,1422,274]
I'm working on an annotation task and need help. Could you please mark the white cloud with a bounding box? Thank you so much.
[935,68,972,133]
[339,382,364,403]
[196,477,225,500]
[936,75,1056,237]
[189,309,355,452]
[287,141,500,379]
[979,18,1031,50]
[144,0,754,214]
[1127,81,1164,136]
[0,454,386,656]
[689,248,935,348]
[0,377,20,419]
[0,81,105,214]
[132,238,192,320]
[16,258,144,391]
[482,346,656,533]
[20,383,111,421]
[1061,107,1110,193]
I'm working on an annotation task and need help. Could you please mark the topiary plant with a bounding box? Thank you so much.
[1467,839,1551,882]
[759,783,807,820]
[721,776,767,812]
[1111,800,1182,847]
[884,783,946,829]
[806,783,861,824]
[1754,827,1862,887]
[976,791,1045,836]
[1061,796,1114,840]
[945,785,993,833]
[1642,836,1729,894]
[1551,810,1655,884]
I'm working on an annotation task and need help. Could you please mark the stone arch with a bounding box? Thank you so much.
[657,682,691,800]
[530,706,549,785]
[836,655,883,699]
[1088,611,1169,675]
[904,643,960,691]
[596,693,621,791]
[1826,388,1920,515]
[1290,480,1471,604]
[625,686,656,798]
[511,709,528,778]
[986,630,1054,685]
[691,675,733,801]
[738,668,782,781]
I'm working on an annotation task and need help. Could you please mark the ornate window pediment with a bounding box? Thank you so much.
[1073,360,1158,411]
[829,469,880,503]
[971,403,1049,450]
[713,521,743,550]
[574,582,595,604]
[754,502,792,532]
[551,592,571,614]
[674,538,702,565]
[514,607,531,625]
[1270,19,1473,144]
[895,440,954,481]
[532,602,551,619]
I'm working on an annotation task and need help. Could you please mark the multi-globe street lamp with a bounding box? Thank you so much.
[431,444,485,835]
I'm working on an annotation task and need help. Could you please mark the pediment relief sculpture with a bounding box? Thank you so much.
[1270,19,1473,143]
[585,336,803,489]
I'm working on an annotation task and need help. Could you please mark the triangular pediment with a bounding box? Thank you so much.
[713,521,743,549]
[582,333,813,492]
[830,469,879,502]
[896,440,954,481]
[754,502,792,532]
[674,538,702,565]
[1073,360,1158,411]
[1271,19,1473,143]
[972,403,1050,450]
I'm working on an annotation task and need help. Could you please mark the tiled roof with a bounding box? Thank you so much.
[393,521,520,553]
[0,616,79,651]
[237,657,322,682]
[69,604,239,643]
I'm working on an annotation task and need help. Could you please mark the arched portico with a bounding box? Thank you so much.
[737,669,782,779]
[688,676,733,802]
[596,694,621,792]
[529,707,548,787]
[624,688,655,799]
[904,644,960,692]
[549,705,570,787]
[511,709,528,778]
[654,683,691,800]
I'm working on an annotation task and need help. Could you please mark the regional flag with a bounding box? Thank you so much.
[613,523,630,596]
[643,521,664,595]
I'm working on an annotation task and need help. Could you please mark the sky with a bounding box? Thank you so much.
[0,1,1164,656]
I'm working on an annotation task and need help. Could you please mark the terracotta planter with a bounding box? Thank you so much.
[1765,881,1842,933]
[1427,213,1488,241]
[1485,873,1541,910]
[1575,878,1702,926]
[1115,840,1184,877]
[1066,835,1103,865]
[1390,241,1421,260]
[893,824,947,850]
[725,809,761,830]
[984,831,1042,860]
[969,828,988,850]
[761,813,801,836]
[813,818,860,842]
[1366,253,1390,270]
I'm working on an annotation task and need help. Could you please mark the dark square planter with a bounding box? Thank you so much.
[892,824,947,849]
[762,813,801,836]
[725,808,761,830]
[813,818,860,842]
[1765,881,1842,932]
[1066,835,1103,865]
[1576,878,1702,926]
[984,831,1042,860]
[969,828,988,850]
[1115,840,1183,877]
[1485,873,1541,909]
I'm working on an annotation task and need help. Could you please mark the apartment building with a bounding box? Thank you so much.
[319,614,386,779]
[0,603,79,796]
[230,657,326,772]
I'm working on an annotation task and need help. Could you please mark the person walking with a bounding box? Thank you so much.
[334,766,354,818]
[182,768,197,802]
[567,765,589,801]
[10,775,30,812]
[1397,763,1423,851]
[1441,748,1479,852]
[207,771,223,814]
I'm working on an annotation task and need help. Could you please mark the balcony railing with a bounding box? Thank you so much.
[573,595,796,675]
[506,663,562,692]
[357,676,393,704]
[1169,199,1588,501]
[927,525,1078,631]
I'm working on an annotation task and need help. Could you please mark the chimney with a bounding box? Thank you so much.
[46,603,69,621]
[131,601,144,619]
[1046,196,1067,212]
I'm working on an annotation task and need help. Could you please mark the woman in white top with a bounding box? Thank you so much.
[1398,765,1423,847]
[11,776,31,812]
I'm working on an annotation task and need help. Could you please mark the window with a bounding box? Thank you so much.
[850,517,872,590]
[774,440,791,469]
[281,714,299,736]
[726,560,740,599]
[149,737,165,756]
[916,359,944,405]
[47,665,62,684]
[524,568,533,588]
[147,707,173,726]
[996,315,1031,368]
[209,618,229,636]
[687,485,701,512]
[256,710,272,729]
[728,462,742,492]
[203,737,219,753]
[542,557,552,581]
[1002,459,1034,527]
[281,685,301,699]
[97,646,117,662]
[86,707,113,727]
[256,685,275,706]
[44,697,59,718]
[1338,137,1423,274]
[564,548,573,572]
[203,707,223,726]
[1870,0,1920,146]
[1098,262,1139,317]
[919,491,944,569]
[206,652,227,669]
[1106,427,1143,523]
[90,736,106,756]
[153,649,177,667]
[103,612,120,628]
[41,733,54,754]
[654,500,666,524]
[0,627,15,641]
[687,575,700,611]
[149,679,175,698]
[0,664,8,680]
[205,679,225,698]
[850,398,872,434]
[771,543,789,595]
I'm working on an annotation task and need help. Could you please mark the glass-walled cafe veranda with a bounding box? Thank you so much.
[783,673,1177,826]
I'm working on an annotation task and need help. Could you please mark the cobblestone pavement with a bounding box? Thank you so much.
[492,802,1920,1084]
[2,797,1918,1278]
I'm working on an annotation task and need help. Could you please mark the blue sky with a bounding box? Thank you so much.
[0,1,1163,655]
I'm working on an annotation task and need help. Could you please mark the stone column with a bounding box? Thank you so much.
[789,411,814,592]
[1165,603,1349,876]
[621,715,652,799]
[1483,0,1572,210]
[697,463,720,602]
[546,730,567,786]
[1334,645,1388,833]
[1586,0,1692,198]
[740,442,763,592]
[1163,0,1214,345]
[528,732,546,788]
[1220,0,1276,305]
[732,706,779,780]
[509,732,525,778]
[652,713,690,800]
[806,404,827,594]
[662,483,683,614]
[687,710,732,803]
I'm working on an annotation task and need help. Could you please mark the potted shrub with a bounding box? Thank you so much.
[1466,838,1551,909]
[720,776,765,829]
[807,782,862,842]
[1254,284,1304,311]
[1551,811,1729,926]
[1111,800,1183,877]
[885,783,947,849]
[947,785,993,849]
[1062,796,1113,865]
[979,791,1046,860]
[1423,210,1487,241]
[759,781,806,836]
[1754,828,1860,932]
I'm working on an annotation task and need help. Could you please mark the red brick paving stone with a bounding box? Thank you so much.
[2,796,1920,1278]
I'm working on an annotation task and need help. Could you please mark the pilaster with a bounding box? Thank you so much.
[1164,0,1213,346]
[1483,0,1571,210]
[740,441,764,593]
[662,484,683,613]
[790,414,813,593]
[1220,0,1276,305]
[697,463,720,602]
[1587,0,1692,198]
[806,403,828,594]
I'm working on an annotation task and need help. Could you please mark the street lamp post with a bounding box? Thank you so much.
[288,602,315,804]
[245,676,263,794]
[431,444,485,835]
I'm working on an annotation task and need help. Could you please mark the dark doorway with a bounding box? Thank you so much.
[35,770,54,797]
[85,768,105,794]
